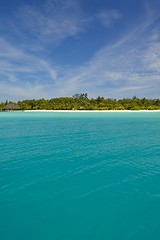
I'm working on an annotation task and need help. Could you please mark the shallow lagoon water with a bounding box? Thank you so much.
[0,112,160,240]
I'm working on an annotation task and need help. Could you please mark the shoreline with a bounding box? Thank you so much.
[24,110,160,112]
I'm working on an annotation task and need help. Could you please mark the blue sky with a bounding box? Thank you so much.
[0,0,160,101]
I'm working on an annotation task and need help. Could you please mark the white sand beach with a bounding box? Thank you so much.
[24,110,160,112]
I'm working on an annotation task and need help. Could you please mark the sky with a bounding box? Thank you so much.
[0,0,160,101]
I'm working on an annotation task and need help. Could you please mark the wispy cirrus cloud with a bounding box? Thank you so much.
[97,9,122,27]
[5,0,122,52]
[55,10,160,99]
[1,12,160,101]
[143,43,160,72]
[0,36,60,100]
[0,37,56,79]
[0,1,160,101]
[15,0,86,50]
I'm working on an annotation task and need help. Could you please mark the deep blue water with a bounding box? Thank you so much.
[0,112,160,240]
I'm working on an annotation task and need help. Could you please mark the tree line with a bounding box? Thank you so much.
[1,94,160,110]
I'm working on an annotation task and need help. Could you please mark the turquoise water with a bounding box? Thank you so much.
[0,112,160,240]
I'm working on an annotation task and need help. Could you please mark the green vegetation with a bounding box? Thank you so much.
[1,94,160,110]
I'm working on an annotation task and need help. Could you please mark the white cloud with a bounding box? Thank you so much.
[0,37,60,101]
[16,0,86,48]
[97,9,122,27]
[0,82,53,101]
[0,2,160,101]
[55,11,160,99]
[143,43,160,72]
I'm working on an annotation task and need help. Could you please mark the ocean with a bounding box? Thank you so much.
[0,112,160,240]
